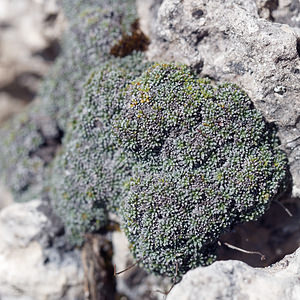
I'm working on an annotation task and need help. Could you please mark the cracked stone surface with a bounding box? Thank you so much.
[167,248,300,300]
[0,200,84,300]
[0,0,65,123]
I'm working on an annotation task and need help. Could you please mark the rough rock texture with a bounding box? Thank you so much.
[0,200,84,300]
[136,0,163,38]
[167,248,300,300]
[142,0,300,196]
[0,0,65,123]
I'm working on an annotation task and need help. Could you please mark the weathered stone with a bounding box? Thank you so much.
[136,0,163,38]
[0,200,84,300]
[144,0,300,196]
[0,0,65,123]
[0,0,64,88]
[167,248,300,300]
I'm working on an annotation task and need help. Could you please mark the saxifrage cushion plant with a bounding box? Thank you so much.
[116,63,288,278]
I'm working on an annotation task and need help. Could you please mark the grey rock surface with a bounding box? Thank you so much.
[167,248,300,300]
[136,0,163,38]
[0,200,84,300]
[0,0,65,123]
[144,0,300,196]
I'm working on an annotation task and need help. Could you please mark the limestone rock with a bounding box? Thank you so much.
[144,0,300,196]
[167,248,300,300]
[0,0,65,123]
[0,200,84,300]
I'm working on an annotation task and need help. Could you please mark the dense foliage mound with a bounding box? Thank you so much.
[50,54,150,244]
[116,64,288,277]
[0,107,61,202]
[41,0,138,131]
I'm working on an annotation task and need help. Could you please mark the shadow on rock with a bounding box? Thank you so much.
[217,194,300,267]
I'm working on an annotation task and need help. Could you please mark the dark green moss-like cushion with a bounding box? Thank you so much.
[117,64,288,277]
